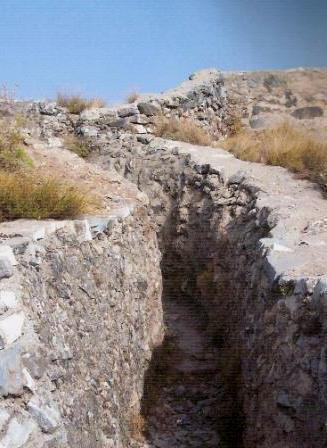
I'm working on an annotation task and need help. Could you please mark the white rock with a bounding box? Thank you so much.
[0,311,25,346]
[47,137,63,147]
[0,408,10,430]
[0,291,18,310]
[22,369,35,393]
[260,238,293,253]
[0,246,17,266]
[0,259,13,280]
[27,397,60,433]
[131,124,147,134]
[74,220,92,242]
[0,417,35,448]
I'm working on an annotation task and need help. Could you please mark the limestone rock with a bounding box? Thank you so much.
[0,258,13,280]
[27,396,60,433]
[0,311,25,346]
[0,417,36,448]
[137,102,161,116]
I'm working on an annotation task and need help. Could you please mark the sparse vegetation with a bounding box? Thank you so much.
[126,91,140,103]
[222,122,327,189]
[0,171,93,222]
[154,116,213,146]
[0,118,95,222]
[64,135,94,158]
[56,93,106,114]
[0,119,32,170]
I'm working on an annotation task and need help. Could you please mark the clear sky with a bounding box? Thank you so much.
[0,0,326,103]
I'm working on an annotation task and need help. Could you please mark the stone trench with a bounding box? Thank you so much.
[2,86,327,447]
[88,135,327,448]
[90,138,273,448]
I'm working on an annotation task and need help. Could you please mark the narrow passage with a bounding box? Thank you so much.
[141,296,222,448]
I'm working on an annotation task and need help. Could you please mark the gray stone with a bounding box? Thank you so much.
[0,417,36,448]
[0,311,25,346]
[117,106,138,118]
[0,291,18,313]
[39,102,62,116]
[0,258,13,279]
[249,116,266,129]
[107,118,128,129]
[137,134,153,144]
[0,346,25,396]
[291,106,323,120]
[137,102,161,116]
[27,396,61,433]
[0,408,10,430]
[130,124,147,134]
[0,245,17,266]
[79,125,98,137]
[228,170,246,185]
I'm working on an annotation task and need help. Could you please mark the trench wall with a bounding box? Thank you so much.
[0,208,163,448]
[87,135,327,448]
[2,70,327,447]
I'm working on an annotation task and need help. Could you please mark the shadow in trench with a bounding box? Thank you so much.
[139,293,244,448]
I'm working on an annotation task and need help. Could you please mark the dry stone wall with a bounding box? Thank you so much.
[21,69,227,142]
[84,131,327,448]
[0,207,163,448]
[2,69,327,447]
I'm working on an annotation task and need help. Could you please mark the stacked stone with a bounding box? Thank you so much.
[0,210,163,448]
[34,69,228,142]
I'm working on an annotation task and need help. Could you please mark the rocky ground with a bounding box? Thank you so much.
[140,296,222,448]
[221,68,327,139]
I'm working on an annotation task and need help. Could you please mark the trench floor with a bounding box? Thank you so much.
[140,297,223,448]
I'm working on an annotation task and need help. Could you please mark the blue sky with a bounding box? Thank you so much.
[0,0,326,103]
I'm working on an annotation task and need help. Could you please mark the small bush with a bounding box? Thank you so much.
[0,120,32,171]
[64,135,93,158]
[126,91,140,104]
[154,116,213,146]
[222,122,327,188]
[0,171,94,222]
[56,93,106,114]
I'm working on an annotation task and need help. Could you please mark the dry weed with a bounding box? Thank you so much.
[154,116,213,146]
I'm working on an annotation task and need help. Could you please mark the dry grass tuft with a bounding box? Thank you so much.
[222,121,327,188]
[0,118,96,221]
[64,135,94,158]
[0,119,32,171]
[126,91,140,104]
[0,171,94,222]
[154,116,213,146]
[56,93,106,114]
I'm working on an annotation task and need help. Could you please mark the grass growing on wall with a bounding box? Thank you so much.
[154,116,213,146]
[56,93,106,114]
